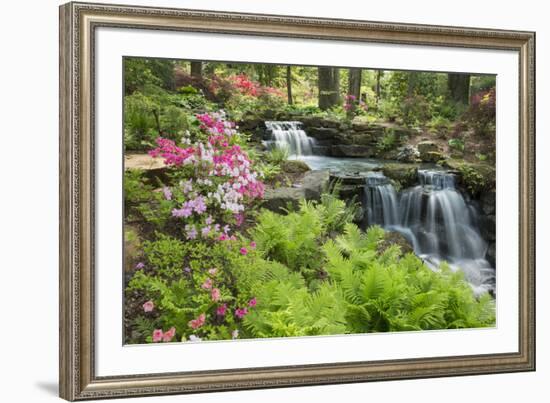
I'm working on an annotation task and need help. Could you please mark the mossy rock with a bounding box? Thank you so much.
[381,163,419,188]
[281,160,311,174]
[443,159,496,197]
[377,231,414,256]
[420,151,444,163]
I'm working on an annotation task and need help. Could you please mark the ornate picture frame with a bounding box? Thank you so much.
[59,2,535,400]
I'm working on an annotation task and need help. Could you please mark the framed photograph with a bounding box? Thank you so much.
[59,2,535,400]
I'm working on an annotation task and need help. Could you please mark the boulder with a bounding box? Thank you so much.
[281,160,311,174]
[377,231,415,256]
[330,145,374,158]
[417,141,439,154]
[261,170,329,213]
[261,187,304,213]
[302,170,330,200]
[420,151,444,163]
[396,145,420,163]
[417,141,442,162]
[381,163,419,188]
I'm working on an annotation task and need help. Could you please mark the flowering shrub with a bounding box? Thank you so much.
[343,94,368,118]
[147,111,265,239]
[465,87,496,135]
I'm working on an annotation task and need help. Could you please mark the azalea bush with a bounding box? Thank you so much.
[138,111,264,238]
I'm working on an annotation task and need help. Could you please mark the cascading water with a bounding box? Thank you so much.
[264,121,317,156]
[364,169,495,295]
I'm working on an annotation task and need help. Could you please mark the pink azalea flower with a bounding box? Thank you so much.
[218,233,229,241]
[211,288,221,302]
[250,241,257,249]
[208,268,218,276]
[152,329,163,342]
[240,247,248,255]
[162,327,176,342]
[135,262,145,269]
[201,278,213,290]
[234,213,244,226]
[216,304,227,316]
[188,313,206,329]
[142,300,154,312]
[248,297,257,308]
[235,308,248,319]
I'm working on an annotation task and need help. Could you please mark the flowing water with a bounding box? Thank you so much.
[264,121,317,156]
[364,170,495,295]
[262,121,495,295]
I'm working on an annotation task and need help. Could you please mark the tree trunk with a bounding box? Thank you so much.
[318,67,340,110]
[348,68,362,100]
[448,73,471,105]
[286,65,293,105]
[190,61,202,77]
[375,70,382,104]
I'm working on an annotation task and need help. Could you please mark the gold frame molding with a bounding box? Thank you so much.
[59,2,535,400]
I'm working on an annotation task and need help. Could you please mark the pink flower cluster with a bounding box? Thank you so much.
[344,94,368,113]
[149,112,265,230]
[188,313,206,330]
[152,327,176,342]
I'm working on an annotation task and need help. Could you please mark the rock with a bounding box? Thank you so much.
[417,141,439,154]
[125,154,172,184]
[486,243,496,267]
[281,160,310,174]
[312,145,330,155]
[350,133,376,146]
[381,163,419,188]
[377,231,415,256]
[351,116,371,132]
[396,145,420,163]
[302,170,330,200]
[330,145,374,158]
[479,214,496,242]
[420,151,444,163]
[417,141,442,162]
[301,116,341,129]
[238,117,264,131]
[480,190,496,215]
[261,170,329,213]
[261,187,304,212]
[308,127,340,140]
[329,172,367,186]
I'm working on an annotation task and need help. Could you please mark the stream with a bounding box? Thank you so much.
[264,121,496,295]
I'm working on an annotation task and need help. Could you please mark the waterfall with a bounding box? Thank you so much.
[364,169,495,295]
[264,121,316,156]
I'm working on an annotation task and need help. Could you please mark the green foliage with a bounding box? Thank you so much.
[124,170,154,219]
[457,165,490,196]
[448,138,465,152]
[266,147,289,165]
[125,58,175,93]
[376,128,398,152]
[245,224,495,337]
